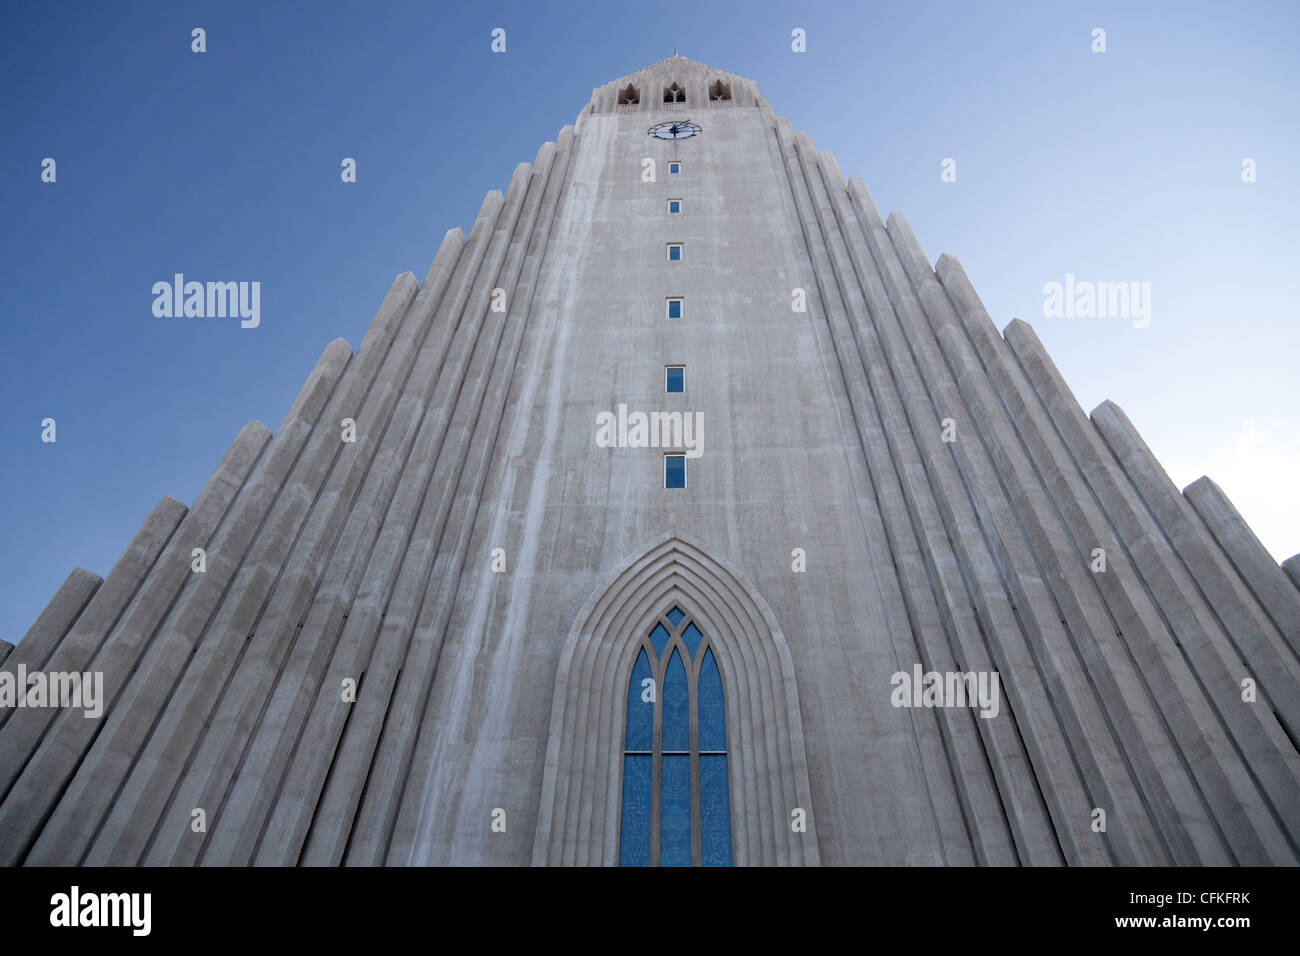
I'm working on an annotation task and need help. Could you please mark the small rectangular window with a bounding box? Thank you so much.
[668,162,682,175]
[666,243,682,261]
[665,454,686,488]
[667,198,682,214]
[665,366,685,393]
[666,297,683,319]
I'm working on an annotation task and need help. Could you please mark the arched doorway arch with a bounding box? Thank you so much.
[531,533,818,865]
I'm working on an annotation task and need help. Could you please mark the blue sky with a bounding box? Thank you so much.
[2,0,1297,643]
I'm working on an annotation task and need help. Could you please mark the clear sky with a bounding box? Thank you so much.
[2,0,1297,643]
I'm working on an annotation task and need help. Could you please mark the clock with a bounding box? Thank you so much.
[648,121,701,140]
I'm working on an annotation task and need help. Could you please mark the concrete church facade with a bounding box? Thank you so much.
[2,56,1298,866]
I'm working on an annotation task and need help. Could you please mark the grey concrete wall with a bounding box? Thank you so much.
[1,56,1295,866]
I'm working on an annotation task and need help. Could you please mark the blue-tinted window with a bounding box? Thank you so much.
[698,649,725,751]
[666,298,682,319]
[700,754,732,866]
[649,623,671,657]
[682,622,703,659]
[668,198,681,213]
[660,754,691,866]
[662,650,689,752]
[619,754,652,866]
[667,243,682,261]
[619,611,732,866]
[624,648,653,752]
[665,454,685,488]
[668,161,682,174]
[665,366,684,393]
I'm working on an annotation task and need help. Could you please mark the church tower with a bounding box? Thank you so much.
[2,56,1297,866]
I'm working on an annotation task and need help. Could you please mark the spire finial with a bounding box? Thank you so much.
[673,49,678,57]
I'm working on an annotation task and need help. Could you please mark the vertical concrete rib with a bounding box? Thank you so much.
[805,133,1120,864]
[835,165,1172,864]
[0,567,101,712]
[1091,401,1300,847]
[253,182,516,866]
[774,119,1055,863]
[296,158,544,866]
[874,206,1216,863]
[88,275,420,867]
[148,252,469,866]
[1284,555,1300,594]
[1183,476,1300,661]
[20,337,352,866]
[0,421,268,865]
[926,258,1232,864]
[145,269,424,866]
[989,309,1295,861]
[0,495,188,863]
[197,228,469,867]
[363,135,575,867]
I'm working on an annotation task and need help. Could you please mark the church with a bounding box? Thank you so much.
[1,56,1297,866]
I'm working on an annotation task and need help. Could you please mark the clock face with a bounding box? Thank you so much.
[648,121,701,140]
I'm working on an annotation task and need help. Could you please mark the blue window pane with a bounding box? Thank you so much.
[624,648,653,752]
[667,299,682,318]
[662,649,689,752]
[665,456,685,488]
[698,648,725,751]
[668,200,681,213]
[665,367,684,393]
[668,162,681,174]
[668,245,681,261]
[619,754,652,866]
[666,607,685,628]
[660,754,691,866]
[682,622,702,658]
[649,623,670,657]
[700,754,732,866]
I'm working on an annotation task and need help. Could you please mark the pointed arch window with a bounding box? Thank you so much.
[663,82,686,104]
[619,606,732,866]
[709,79,732,101]
[618,83,640,106]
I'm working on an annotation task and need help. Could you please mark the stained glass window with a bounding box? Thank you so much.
[618,608,732,866]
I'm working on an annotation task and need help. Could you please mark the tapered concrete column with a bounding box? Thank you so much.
[21,338,351,866]
[1091,402,1300,842]
[1285,555,1300,593]
[819,151,1126,864]
[353,142,571,867]
[769,121,1000,865]
[298,159,543,867]
[0,566,101,707]
[13,420,269,864]
[932,260,1235,864]
[997,314,1294,861]
[815,179,1037,865]
[255,181,522,866]
[850,184,1167,863]
[1184,476,1300,659]
[197,229,471,866]
[138,271,425,867]
[89,280,412,866]
[0,494,187,864]
[885,218,1214,864]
